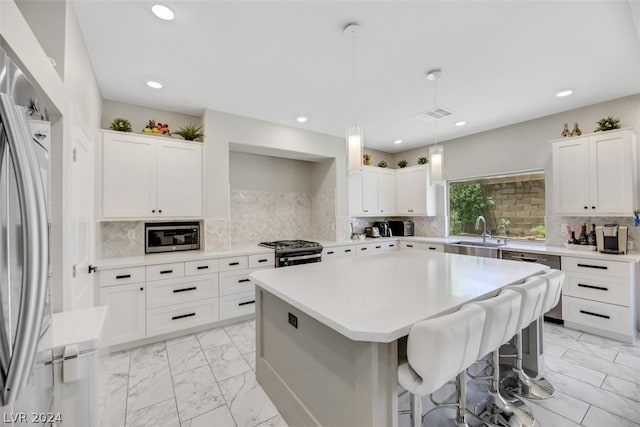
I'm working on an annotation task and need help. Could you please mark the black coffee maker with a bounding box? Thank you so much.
[373,221,392,237]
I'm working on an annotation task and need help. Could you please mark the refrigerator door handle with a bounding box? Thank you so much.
[0,94,49,406]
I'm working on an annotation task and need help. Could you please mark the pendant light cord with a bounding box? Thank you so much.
[352,29,356,95]
[433,75,438,144]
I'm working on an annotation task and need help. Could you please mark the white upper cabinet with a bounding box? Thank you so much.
[552,129,637,216]
[102,131,203,219]
[348,172,364,215]
[378,169,395,215]
[395,165,436,216]
[361,167,379,214]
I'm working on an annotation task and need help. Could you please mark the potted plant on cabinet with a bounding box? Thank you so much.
[172,123,204,141]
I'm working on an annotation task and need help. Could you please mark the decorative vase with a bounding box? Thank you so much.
[570,122,582,137]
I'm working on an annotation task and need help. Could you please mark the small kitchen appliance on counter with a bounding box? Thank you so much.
[373,221,392,237]
[259,240,323,267]
[388,220,414,236]
[596,224,628,254]
[365,226,381,238]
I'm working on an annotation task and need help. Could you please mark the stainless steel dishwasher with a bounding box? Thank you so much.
[500,249,562,322]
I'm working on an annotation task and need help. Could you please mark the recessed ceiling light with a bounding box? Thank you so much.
[152,4,175,21]
[455,121,466,127]
[296,116,308,123]
[146,81,163,89]
[393,139,403,144]
[556,90,573,98]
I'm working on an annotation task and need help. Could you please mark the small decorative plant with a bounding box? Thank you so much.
[110,117,132,132]
[417,156,428,165]
[377,160,388,168]
[595,116,621,132]
[363,153,371,166]
[172,123,204,141]
[143,119,170,135]
[397,159,408,168]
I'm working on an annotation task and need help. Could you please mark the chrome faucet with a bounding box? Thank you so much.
[475,216,490,243]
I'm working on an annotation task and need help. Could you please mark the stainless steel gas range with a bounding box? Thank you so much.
[259,240,323,267]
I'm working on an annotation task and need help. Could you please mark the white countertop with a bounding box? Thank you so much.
[251,251,547,343]
[97,245,273,269]
[52,305,109,356]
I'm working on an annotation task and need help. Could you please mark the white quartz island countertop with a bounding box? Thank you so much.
[251,251,547,342]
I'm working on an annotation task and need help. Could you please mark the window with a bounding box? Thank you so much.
[448,171,545,241]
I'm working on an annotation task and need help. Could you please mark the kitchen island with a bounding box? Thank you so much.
[250,251,547,427]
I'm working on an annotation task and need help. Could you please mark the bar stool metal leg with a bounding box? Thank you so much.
[504,330,555,400]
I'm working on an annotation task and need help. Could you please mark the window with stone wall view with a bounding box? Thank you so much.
[448,172,545,241]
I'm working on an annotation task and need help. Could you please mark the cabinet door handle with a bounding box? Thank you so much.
[375,245,382,249]
[173,286,197,293]
[389,244,395,247]
[159,209,163,213]
[160,269,173,275]
[197,265,209,270]
[591,206,596,209]
[258,259,268,263]
[238,279,251,283]
[579,310,610,320]
[361,247,367,251]
[578,284,608,292]
[229,262,240,266]
[172,312,196,321]
[344,249,352,253]
[583,206,588,210]
[577,263,607,270]
[140,287,144,291]
[115,274,131,279]
[238,300,255,307]
[406,244,414,248]
[428,247,436,250]
[327,251,335,255]
[152,209,156,213]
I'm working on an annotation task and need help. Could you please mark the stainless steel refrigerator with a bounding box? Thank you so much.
[0,47,54,425]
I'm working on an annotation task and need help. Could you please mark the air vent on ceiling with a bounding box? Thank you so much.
[415,106,456,121]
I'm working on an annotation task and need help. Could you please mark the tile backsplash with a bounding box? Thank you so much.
[350,216,446,238]
[99,221,145,258]
[545,215,639,247]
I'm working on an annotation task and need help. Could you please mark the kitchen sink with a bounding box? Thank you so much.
[445,240,505,258]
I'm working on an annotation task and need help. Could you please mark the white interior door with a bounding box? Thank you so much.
[69,125,95,309]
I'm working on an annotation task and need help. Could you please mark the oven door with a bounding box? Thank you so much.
[277,251,322,267]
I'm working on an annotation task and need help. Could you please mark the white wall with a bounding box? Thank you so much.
[393,94,640,181]
[101,100,202,135]
[202,109,346,218]
[229,152,312,192]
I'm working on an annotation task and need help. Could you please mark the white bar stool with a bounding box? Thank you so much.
[398,304,486,427]
[503,275,553,400]
[470,289,535,427]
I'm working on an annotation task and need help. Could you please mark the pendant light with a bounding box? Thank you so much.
[427,69,444,185]
[344,23,363,172]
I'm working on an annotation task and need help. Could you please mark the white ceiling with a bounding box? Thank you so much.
[72,1,640,153]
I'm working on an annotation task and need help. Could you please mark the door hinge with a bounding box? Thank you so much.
[88,265,97,274]
[72,264,77,278]
[72,148,77,162]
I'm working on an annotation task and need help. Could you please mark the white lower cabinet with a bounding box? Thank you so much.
[399,241,444,252]
[323,245,356,258]
[146,275,219,309]
[561,256,636,342]
[146,298,219,337]
[220,292,256,320]
[219,269,255,296]
[356,241,398,256]
[99,282,146,346]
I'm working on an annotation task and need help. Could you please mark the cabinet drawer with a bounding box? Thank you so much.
[564,272,631,307]
[356,242,389,255]
[147,275,219,309]
[219,270,255,296]
[383,241,398,251]
[323,245,356,258]
[399,241,424,251]
[248,253,275,268]
[147,298,219,337]
[425,243,444,253]
[99,266,145,287]
[185,259,219,276]
[562,257,630,279]
[219,256,249,271]
[146,263,185,281]
[220,291,256,320]
[563,296,633,336]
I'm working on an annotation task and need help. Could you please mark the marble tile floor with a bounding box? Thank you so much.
[102,320,639,427]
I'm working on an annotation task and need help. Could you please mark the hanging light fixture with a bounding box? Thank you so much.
[426,68,444,185]
[344,23,363,172]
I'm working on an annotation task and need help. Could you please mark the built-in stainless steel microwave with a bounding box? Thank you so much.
[145,222,200,253]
